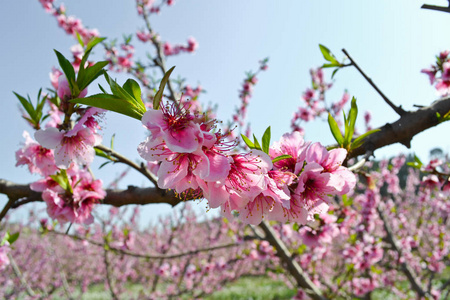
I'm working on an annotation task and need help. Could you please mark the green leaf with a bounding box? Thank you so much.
[76,32,85,48]
[331,68,340,79]
[351,128,381,150]
[319,44,340,65]
[241,134,255,149]
[95,147,112,159]
[77,60,109,91]
[98,84,108,94]
[122,79,142,103]
[342,194,353,207]
[253,134,262,151]
[328,113,344,145]
[50,170,73,194]
[261,126,271,154]
[71,93,144,120]
[7,232,20,245]
[102,73,146,117]
[322,63,340,68]
[54,50,76,93]
[153,66,175,110]
[14,92,35,118]
[344,97,358,148]
[86,37,107,52]
[99,161,113,169]
[110,134,115,149]
[272,154,292,163]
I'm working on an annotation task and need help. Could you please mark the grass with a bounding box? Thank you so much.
[205,276,295,300]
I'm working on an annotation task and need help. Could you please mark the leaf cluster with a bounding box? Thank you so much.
[328,97,380,152]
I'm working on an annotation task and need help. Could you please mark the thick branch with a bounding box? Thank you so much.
[342,49,407,116]
[348,96,450,159]
[258,221,327,300]
[0,179,184,209]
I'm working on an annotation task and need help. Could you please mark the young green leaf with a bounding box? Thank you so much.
[331,68,340,79]
[241,134,255,149]
[328,113,344,145]
[103,73,146,116]
[14,92,35,118]
[351,128,380,150]
[7,232,20,245]
[76,32,85,48]
[77,60,109,91]
[153,66,175,110]
[319,44,340,65]
[71,93,144,120]
[344,97,358,147]
[272,154,293,163]
[86,37,107,52]
[122,79,142,103]
[261,126,271,154]
[253,134,262,151]
[54,50,76,92]
[49,170,73,194]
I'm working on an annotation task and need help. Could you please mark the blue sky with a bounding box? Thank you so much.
[1,0,450,222]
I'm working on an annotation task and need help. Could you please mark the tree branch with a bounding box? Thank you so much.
[342,49,407,116]
[422,3,450,13]
[258,221,327,300]
[95,144,159,188]
[0,178,184,212]
[377,206,428,298]
[51,230,247,260]
[140,5,177,102]
[2,97,450,211]
[348,96,450,158]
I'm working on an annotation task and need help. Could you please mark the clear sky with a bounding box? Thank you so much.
[1,0,450,222]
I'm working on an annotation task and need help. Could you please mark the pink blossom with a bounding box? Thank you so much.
[186,37,198,52]
[57,75,88,100]
[435,79,450,96]
[269,131,309,173]
[35,126,98,168]
[200,150,272,210]
[141,104,202,153]
[421,66,437,85]
[0,245,10,271]
[15,131,58,176]
[49,67,63,89]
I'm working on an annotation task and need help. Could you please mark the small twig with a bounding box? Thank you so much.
[50,230,244,259]
[103,246,120,300]
[421,3,450,13]
[95,144,159,188]
[140,6,177,102]
[342,49,407,116]
[8,253,38,298]
[377,206,429,298]
[47,242,74,300]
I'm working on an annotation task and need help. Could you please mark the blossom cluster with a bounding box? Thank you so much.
[421,50,450,96]
[30,165,105,224]
[163,37,198,56]
[16,72,106,224]
[38,0,99,44]
[291,67,348,134]
[138,101,356,225]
